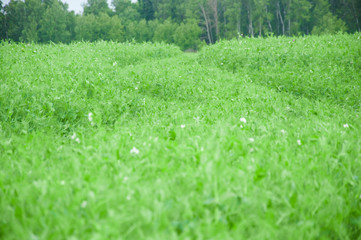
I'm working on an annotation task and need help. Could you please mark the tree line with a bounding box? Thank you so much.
[0,0,360,50]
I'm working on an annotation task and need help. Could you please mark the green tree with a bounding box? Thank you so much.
[0,0,5,40]
[75,13,124,42]
[125,19,155,42]
[1,0,360,44]
[96,13,124,41]
[84,0,112,16]
[197,0,214,43]
[154,0,186,23]
[311,0,347,34]
[153,18,178,43]
[223,0,243,38]
[75,14,97,41]
[245,0,255,36]
[253,0,269,36]
[107,15,124,41]
[331,0,360,32]
[287,0,311,35]
[345,0,360,32]
[4,0,26,41]
[311,12,347,34]
[138,0,154,20]
[66,10,77,41]
[112,0,140,21]
[173,18,203,50]
[39,0,70,43]
[21,0,45,42]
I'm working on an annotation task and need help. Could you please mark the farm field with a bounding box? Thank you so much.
[1,34,361,239]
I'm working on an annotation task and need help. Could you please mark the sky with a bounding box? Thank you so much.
[2,0,116,14]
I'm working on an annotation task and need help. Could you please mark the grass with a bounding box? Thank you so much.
[1,34,361,239]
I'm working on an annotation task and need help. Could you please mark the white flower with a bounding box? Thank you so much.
[113,61,117,66]
[280,129,286,134]
[88,112,93,122]
[123,176,129,182]
[126,195,132,201]
[71,132,76,139]
[81,201,87,208]
[240,125,244,128]
[240,117,247,123]
[71,133,80,143]
[193,116,200,123]
[249,138,254,142]
[60,180,65,185]
[181,124,186,129]
[297,139,302,145]
[135,87,138,90]
[89,191,95,198]
[343,123,349,128]
[130,147,139,155]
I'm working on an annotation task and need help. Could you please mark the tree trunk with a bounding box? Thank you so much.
[276,6,280,34]
[351,0,360,32]
[248,4,254,37]
[200,4,213,44]
[223,6,227,36]
[237,7,241,34]
[259,20,262,36]
[277,1,285,35]
[288,0,291,35]
[266,5,273,33]
[210,0,219,41]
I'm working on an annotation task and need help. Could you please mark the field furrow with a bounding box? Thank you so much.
[1,35,361,239]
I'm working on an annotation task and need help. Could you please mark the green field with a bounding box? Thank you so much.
[1,34,361,239]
